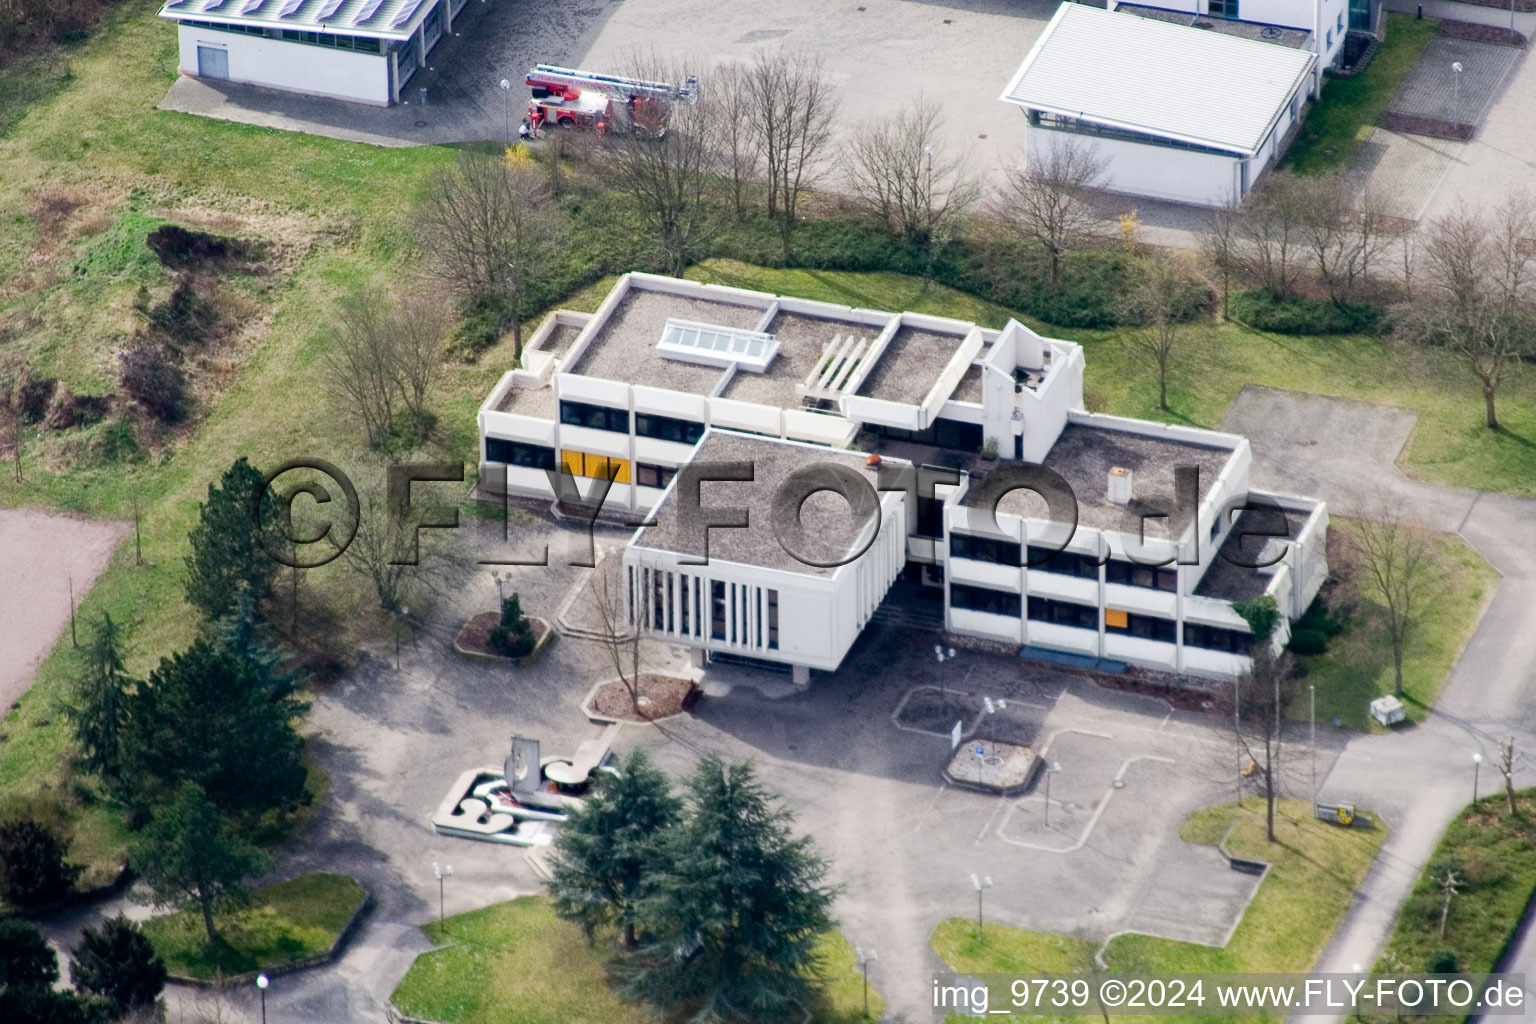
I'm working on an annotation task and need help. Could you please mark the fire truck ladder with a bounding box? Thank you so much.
[525,64,699,104]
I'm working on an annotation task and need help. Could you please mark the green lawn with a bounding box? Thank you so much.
[1369,791,1536,1004]
[931,800,1387,1023]
[141,872,365,980]
[390,894,881,1024]
[1298,520,1498,731]
[1284,14,1441,173]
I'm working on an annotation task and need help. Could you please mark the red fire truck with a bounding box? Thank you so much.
[524,64,699,138]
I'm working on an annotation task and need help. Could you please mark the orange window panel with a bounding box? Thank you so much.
[1105,608,1128,629]
[560,450,585,477]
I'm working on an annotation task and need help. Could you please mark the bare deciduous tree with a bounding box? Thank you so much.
[338,458,453,613]
[1201,199,1242,318]
[745,50,839,261]
[1211,645,1297,844]
[588,549,644,712]
[716,62,761,221]
[1409,194,1533,429]
[846,95,979,246]
[602,54,722,276]
[414,150,563,356]
[1120,250,1193,411]
[1348,498,1435,698]
[325,286,447,448]
[1499,736,1520,818]
[994,136,1106,290]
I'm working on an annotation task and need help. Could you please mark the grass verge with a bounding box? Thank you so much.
[389,894,882,1024]
[1369,791,1536,1005]
[1284,14,1441,173]
[141,872,365,980]
[1298,520,1497,731]
[931,799,1387,1022]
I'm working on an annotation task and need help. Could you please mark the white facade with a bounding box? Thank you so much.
[175,25,393,105]
[474,273,1330,683]
[161,0,468,105]
[1001,4,1315,207]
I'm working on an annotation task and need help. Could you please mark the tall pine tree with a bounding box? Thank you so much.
[113,640,309,821]
[65,613,135,785]
[184,456,279,624]
[622,756,837,1024]
[548,749,680,948]
[129,782,272,946]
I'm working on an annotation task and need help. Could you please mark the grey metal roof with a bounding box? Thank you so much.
[158,0,433,40]
[999,3,1316,156]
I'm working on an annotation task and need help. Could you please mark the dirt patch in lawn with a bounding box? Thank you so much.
[587,675,698,724]
[0,508,128,712]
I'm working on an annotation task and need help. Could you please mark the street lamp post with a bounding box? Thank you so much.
[1043,761,1062,827]
[1452,61,1464,128]
[433,861,453,923]
[1310,683,1317,811]
[394,606,410,670]
[1473,752,1484,804]
[256,973,269,1024]
[499,78,513,146]
[935,645,957,715]
[970,873,993,937]
[855,946,877,1018]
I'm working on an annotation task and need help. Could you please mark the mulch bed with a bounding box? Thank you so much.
[1378,111,1476,142]
[588,674,698,723]
[1439,18,1528,46]
[456,612,550,659]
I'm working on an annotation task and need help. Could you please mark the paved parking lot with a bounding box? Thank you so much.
[160,0,1050,179]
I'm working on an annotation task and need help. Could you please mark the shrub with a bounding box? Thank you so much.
[118,345,187,423]
[0,916,58,989]
[1425,949,1460,973]
[146,275,220,346]
[450,293,516,358]
[1298,598,1345,638]
[0,818,81,913]
[144,225,247,270]
[1228,290,1383,336]
[980,437,998,461]
[490,594,536,658]
[70,915,167,1017]
[1287,627,1330,656]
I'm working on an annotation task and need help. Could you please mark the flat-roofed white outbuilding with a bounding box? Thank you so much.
[158,0,471,105]
[999,3,1316,206]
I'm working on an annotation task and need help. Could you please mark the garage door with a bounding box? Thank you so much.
[197,46,229,79]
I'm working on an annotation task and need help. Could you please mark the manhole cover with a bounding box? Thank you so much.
[1113,779,1126,789]
[414,119,428,128]
[637,695,653,708]
[983,755,1004,768]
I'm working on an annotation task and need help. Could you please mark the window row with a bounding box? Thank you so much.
[950,582,1019,617]
[560,400,628,433]
[485,438,556,471]
[953,587,1252,652]
[633,568,778,650]
[950,531,1022,567]
[1183,623,1251,654]
[1024,545,1178,591]
[636,412,705,446]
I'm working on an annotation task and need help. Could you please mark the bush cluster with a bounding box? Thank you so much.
[1228,290,1384,336]
[117,344,187,423]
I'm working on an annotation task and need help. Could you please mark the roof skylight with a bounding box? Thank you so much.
[657,319,779,373]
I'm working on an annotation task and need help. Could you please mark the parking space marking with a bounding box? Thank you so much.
[913,782,950,834]
[996,754,1176,854]
[975,798,1007,844]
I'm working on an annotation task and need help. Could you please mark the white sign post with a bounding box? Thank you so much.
[950,719,965,751]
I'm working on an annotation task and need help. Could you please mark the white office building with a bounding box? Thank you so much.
[476,272,1329,685]
[158,0,470,105]
[999,3,1316,207]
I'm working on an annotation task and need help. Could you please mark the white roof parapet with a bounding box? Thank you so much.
[158,0,438,39]
[999,3,1316,157]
